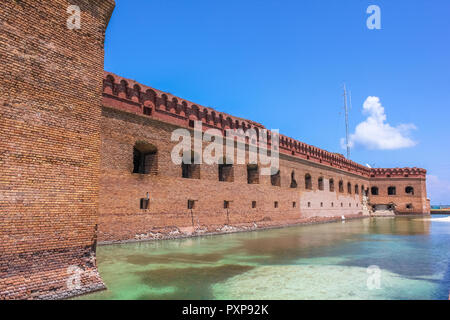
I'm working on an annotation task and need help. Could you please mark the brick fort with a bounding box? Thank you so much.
[0,0,430,299]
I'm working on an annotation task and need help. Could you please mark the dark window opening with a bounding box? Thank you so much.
[271,170,281,187]
[290,171,298,188]
[247,164,259,184]
[405,186,414,195]
[143,107,152,115]
[318,177,324,191]
[293,202,297,208]
[224,201,230,209]
[388,186,396,195]
[182,162,200,179]
[187,200,196,209]
[182,152,200,179]
[355,185,359,194]
[219,164,234,182]
[252,201,257,208]
[406,203,413,209]
[341,203,343,207]
[307,202,311,208]
[331,202,334,207]
[371,187,379,195]
[140,198,149,210]
[274,201,279,208]
[133,142,158,175]
[329,179,335,192]
[188,120,195,128]
[339,180,344,193]
[347,182,352,194]
[320,202,323,207]
[305,174,312,190]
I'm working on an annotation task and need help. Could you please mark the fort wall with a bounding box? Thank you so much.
[368,168,428,215]
[0,0,115,299]
[98,72,429,244]
[99,105,370,242]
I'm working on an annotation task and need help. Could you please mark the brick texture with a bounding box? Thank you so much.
[0,0,115,299]
[98,72,430,244]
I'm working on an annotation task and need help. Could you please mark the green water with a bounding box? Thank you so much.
[77,216,450,300]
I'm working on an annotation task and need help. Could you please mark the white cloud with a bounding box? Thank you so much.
[343,96,417,150]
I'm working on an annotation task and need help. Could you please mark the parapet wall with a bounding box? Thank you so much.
[0,0,115,299]
[103,72,372,178]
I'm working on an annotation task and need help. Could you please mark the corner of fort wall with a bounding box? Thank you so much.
[0,0,115,299]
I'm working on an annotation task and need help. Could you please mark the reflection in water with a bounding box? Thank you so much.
[76,217,450,300]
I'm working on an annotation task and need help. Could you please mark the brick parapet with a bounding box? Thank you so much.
[102,72,428,179]
[369,167,427,179]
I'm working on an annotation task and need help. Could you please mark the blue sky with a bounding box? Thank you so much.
[104,0,450,204]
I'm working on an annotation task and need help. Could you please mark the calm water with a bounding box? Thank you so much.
[77,216,450,300]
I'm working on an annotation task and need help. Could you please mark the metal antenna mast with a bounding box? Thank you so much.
[343,84,350,159]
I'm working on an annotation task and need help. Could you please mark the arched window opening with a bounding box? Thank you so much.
[388,186,396,195]
[329,179,335,192]
[405,186,414,195]
[247,164,259,184]
[133,142,158,175]
[305,174,312,190]
[318,177,324,191]
[371,186,379,196]
[339,180,344,193]
[271,170,281,187]
[355,185,359,195]
[347,182,352,194]
[181,151,200,179]
[290,171,298,188]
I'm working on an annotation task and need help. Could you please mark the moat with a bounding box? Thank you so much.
[77,216,450,300]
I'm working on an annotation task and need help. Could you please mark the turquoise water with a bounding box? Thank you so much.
[77,216,450,300]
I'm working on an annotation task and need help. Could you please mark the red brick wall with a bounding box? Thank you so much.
[98,73,430,244]
[0,0,115,299]
[369,177,429,214]
[98,106,371,243]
